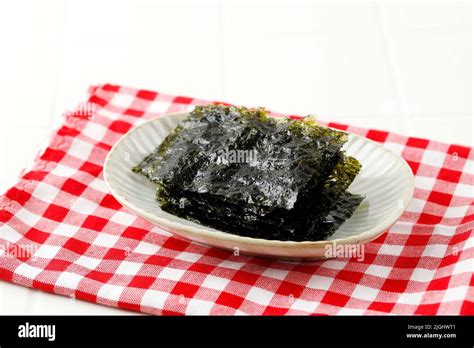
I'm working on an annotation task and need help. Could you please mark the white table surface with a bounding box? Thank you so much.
[0,0,471,314]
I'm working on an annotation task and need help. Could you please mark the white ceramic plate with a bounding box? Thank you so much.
[104,113,414,261]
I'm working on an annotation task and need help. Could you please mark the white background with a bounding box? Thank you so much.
[0,0,472,314]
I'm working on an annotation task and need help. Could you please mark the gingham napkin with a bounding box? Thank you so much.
[0,84,472,315]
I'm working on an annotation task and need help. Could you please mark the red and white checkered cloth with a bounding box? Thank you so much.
[0,84,473,315]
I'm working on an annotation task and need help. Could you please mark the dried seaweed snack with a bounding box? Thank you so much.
[133,105,348,213]
[155,152,363,241]
[285,153,363,240]
[132,105,364,241]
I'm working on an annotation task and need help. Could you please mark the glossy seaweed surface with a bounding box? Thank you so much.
[132,105,364,241]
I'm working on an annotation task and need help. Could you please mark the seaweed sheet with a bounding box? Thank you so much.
[133,105,364,241]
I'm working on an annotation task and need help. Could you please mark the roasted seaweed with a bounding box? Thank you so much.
[132,105,364,241]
